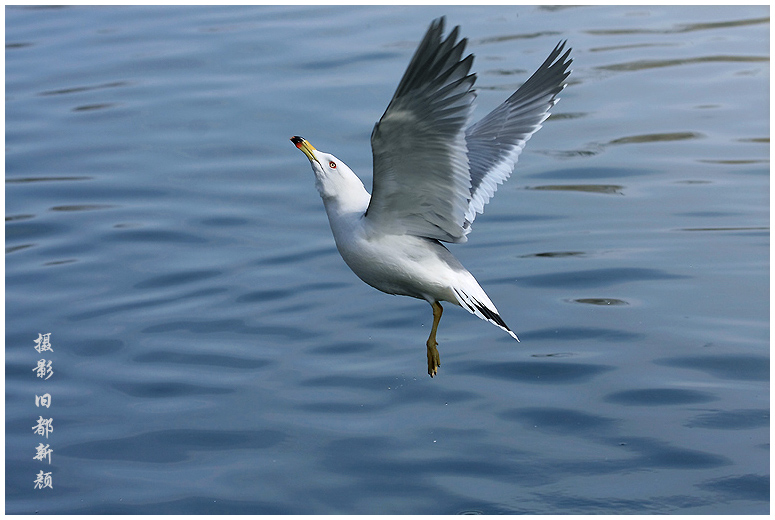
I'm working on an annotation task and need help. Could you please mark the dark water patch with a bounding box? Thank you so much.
[675,179,712,184]
[69,338,124,357]
[316,435,543,503]
[73,103,118,112]
[477,212,565,224]
[200,216,250,227]
[608,132,703,145]
[674,210,740,217]
[6,42,33,49]
[598,55,767,72]
[698,474,769,502]
[546,111,588,120]
[568,298,629,306]
[540,148,600,159]
[526,184,624,195]
[678,226,768,233]
[500,407,618,436]
[237,281,343,303]
[525,166,651,180]
[38,81,129,96]
[517,267,688,289]
[297,401,386,413]
[6,244,34,254]
[737,137,769,144]
[301,51,398,70]
[6,220,64,241]
[6,361,37,379]
[590,42,676,53]
[369,314,424,329]
[482,67,528,76]
[6,175,91,183]
[654,354,769,381]
[59,496,292,515]
[134,269,220,290]
[619,437,730,469]
[50,204,115,212]
[299,374,400,392]
[112,381,233,398]
[685,409,769,430]
[532,490,713,514]
[105,228,206,244]
[520,251,586,258]
[140,318,315,339]
[5,214,35,222]
[67,287,226,321]
[605,388,717,406]
[676,17,770,33]
[309,340,376,355]
[580,436,728,471]
[58,429,285,463]
[399,385,478,406]
[698,158,768,165]
[133,351,272,370]
[521,326,642,342]
[6,332,46,351]
[458,360,613,384]
[253,245,335,266]
[236,288,292,303]
[477,30,562,44]
[532,492,663,514]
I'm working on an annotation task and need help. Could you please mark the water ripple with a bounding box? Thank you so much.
[59,429,286,462]
[685,409,769,430]
[654,354,769,381]
[516,267,688,289]
[597,55,768,72]
[604,388,718,406]
[457,361,614,383]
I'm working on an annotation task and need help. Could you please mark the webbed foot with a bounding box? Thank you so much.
[426,339,440,377]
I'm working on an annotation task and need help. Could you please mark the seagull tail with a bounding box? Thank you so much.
[452,286,520,342]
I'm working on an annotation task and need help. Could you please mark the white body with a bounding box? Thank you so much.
[309,148,515,337]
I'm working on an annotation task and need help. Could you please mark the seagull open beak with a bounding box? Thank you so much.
[290,136,321,166]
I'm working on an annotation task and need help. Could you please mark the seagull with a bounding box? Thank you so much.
[291,17,571,377]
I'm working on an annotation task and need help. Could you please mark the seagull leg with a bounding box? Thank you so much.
[426,301,443,377]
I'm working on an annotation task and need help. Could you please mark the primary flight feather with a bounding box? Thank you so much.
[291,17,572,377]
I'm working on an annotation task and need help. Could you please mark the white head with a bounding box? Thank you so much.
[290,136,369,212]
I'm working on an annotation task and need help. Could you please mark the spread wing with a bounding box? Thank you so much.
[366,17,476,243]
[366,17,572,243]
[464,41,572,226]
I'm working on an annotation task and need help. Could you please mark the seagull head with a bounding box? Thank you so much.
[290,136,369,209]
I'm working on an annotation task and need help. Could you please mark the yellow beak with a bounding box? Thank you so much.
[290,136,320,165]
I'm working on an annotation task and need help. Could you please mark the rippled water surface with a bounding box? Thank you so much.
[6,5,769,514]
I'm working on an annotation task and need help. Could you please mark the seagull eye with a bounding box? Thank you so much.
[329,161,337,169]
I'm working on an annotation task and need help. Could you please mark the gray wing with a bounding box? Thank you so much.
[366,17,477,243]
[463,41,572,228]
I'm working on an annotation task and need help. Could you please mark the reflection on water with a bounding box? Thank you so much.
[526,184,625,194]
[6,4,768,515]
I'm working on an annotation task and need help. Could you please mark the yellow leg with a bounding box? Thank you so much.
[426,301,443,377]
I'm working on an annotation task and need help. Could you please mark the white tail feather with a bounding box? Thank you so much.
[452,286,520,342]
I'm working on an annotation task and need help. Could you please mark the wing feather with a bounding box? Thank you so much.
[366,18,573,241]
[464,41,572,226]
[367,17,476,243]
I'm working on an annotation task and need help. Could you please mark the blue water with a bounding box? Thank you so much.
[6,5,769,514]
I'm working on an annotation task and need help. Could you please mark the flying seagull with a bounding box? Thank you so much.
[291,17,572,377]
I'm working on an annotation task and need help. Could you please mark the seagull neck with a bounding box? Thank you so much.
[316,176,371,216]
[320,191,370,219]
